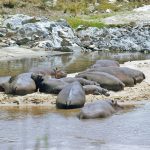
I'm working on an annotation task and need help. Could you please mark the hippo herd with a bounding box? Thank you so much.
[0,60,145,119]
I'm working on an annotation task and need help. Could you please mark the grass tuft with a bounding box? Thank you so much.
[66,17,106,29]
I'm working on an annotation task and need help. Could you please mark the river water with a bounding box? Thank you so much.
[0,51,150,76]
[0,51,150,149]
[0,102,150,150]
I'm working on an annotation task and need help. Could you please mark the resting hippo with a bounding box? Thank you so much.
[61,77,99,86]
[31,74,68,94]
[92,60,120,68]
[0,76,11,92]
[76,72,125,91]
[83,85,110,96]
[2,73,36,95]
[56,81,86,109]
[30,67,67,79]
[86,67,135,87]
[78,100,123,119]
[120,67,145,83]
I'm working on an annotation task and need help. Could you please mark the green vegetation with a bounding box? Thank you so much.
[66,17,106,29]
[0,0,150,29]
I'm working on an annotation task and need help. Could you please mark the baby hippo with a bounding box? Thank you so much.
[83,85,110,96]
[78,100,123,119]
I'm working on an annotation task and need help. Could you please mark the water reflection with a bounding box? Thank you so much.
[0,51,150,76]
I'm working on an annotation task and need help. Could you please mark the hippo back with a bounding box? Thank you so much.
[0,76,11,92]
[78,100,122,119]
[86,67,135,87]
[56,81,86,109]
[3,73,36,95]
[76,72,125,91]
[93,60,120,68]
[120,67,145,83]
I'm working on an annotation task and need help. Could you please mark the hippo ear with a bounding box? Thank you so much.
[111,100,114,104]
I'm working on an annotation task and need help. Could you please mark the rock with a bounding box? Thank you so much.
[3,14,35,30]
[1,14,82,51]
[76,23,150,52]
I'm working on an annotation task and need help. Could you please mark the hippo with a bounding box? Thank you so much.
[119,67,145,83]
[78,100,123,119]
[0,76,11,92]
[60,77,100,86]
[56,81,86,109]
[76,72,125,91]
[92,59,120,68]
[31,74,100,94]
[2,73,36,95]
[30,67,67,79]
[31,74,68,94]
[85,67,136,87]
[83,85,110,96]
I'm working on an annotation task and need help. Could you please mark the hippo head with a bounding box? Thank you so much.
[109,100,123,110]
[53,68,67,79]
[31,73,44,90]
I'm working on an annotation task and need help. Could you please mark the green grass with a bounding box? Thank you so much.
[66,17,106,29]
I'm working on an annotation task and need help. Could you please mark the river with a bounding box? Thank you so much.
[0,51,150,76]
[0,102,149,149]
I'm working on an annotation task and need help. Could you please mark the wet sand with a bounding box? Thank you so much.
[0,47,72,61]
[0,59,150,107]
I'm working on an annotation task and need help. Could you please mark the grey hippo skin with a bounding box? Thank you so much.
[76,72,125,91]
[86,67,136,87]
[83,85,110,96]
[2,73,36,95]
[78,100,123,119]
[56,81,86,109]
[29,67,67,79]
[0,76,11,92]
[119,67,145,83]
[61,77,100,86]
[31,74,100,94]
[31,74,68,94]
[92,59,120,68]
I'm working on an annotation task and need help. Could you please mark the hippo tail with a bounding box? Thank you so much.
[133,77,137,85]
[143,73,146,79]
[66,100,71,108]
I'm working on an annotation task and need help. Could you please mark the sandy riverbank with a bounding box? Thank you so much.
[0,47,72,62]
[0,59,150,107]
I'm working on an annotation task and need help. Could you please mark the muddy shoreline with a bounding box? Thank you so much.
[0,59,150,107]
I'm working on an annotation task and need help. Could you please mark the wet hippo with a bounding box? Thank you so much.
[93,59,120,68]
[86,67,136,87]
[56,81,86,109]
[30,67,67,79]
[0,76,11,92]
[120,67,145,83]
[2,73,36,95]
[83,85,110,96]
[31,74,68,94]
[76,72,125,91]
[78,100,123,119]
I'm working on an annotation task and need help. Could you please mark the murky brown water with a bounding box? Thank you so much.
[0,102,150,149]
[0,51,150,76]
